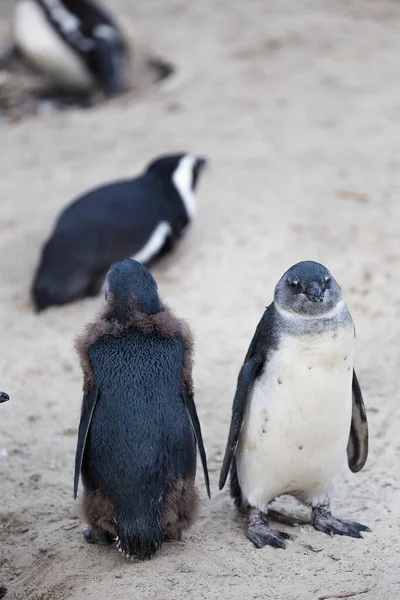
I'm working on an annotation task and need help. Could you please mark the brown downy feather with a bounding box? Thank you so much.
[82,488,116,536]
[162,478,200,539]
[74,294,194,394]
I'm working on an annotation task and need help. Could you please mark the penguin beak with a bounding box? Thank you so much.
[305,282,324,302]
[195,157,207,172]
[0,392,9,403]
[192,157,208,191]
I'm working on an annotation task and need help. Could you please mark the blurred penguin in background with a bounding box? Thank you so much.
[0,392,9,404]
[32,153,208,312]
[0,0,174,110]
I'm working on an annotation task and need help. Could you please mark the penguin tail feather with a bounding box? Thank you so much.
[115,509,163,561]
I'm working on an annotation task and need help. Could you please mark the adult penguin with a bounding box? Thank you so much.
[31,153,207,311]
[0,0,173,104]
[219,261,370,548]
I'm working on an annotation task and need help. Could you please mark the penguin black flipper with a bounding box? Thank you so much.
[347,370,369,473]
[219,307,275,491]
[218,357,262,491]
[182,389,210,498]
[74,386,100,499]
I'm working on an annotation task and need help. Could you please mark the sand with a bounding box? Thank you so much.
[1,0,400,598]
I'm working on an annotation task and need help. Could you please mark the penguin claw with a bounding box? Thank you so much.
[348,522,371,533]
[312,507,371,539]
[247,526,291,549]
[246,509,291,549]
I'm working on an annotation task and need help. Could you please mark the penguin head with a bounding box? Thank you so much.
[147,153,207,191]
[274,261,343,317]
[105,258,160,318]
[90,26,129,96]
[0,392,9,404]
[147,153,207,221]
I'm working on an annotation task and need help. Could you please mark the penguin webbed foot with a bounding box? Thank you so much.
[246,509,292,549]
[83,526,114,546]
[312,507,371,539]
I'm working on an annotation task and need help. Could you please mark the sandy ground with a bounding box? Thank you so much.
[1,0,400,598]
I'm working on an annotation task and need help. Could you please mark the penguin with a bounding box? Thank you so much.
[74,258,210,560]
[0,391,9,599]
[31,153,207,312]
[11,0,130,99]
[0,0,174,106]
[219,260,370,549]
[0,392,9,404]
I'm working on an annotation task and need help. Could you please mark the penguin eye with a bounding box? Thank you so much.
[323,275,331,284]
[288,279,300,288]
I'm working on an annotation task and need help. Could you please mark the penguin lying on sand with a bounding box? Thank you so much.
[74,258,210,560]
[0,0,174,107]
[219,260,370,549]
[31,153,207,312]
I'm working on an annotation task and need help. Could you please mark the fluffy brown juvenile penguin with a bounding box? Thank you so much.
[74,258,210,560]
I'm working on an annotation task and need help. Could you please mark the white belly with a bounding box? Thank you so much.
[15,0,94,91]
[236,323,355,510]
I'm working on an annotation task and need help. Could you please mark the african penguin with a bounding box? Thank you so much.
[0,392,9,404]
[0,0,175,108]
[31,153,207,312]
[74,258,210,560]
[10,0,130,99]
[219,260,370,549]
[0,391,9,599]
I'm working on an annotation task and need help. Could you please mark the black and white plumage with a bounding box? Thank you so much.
[74,258,210,560]
[0,392,9,404]
[31,153,207,312]
[219,260,370,549]
[8,0,130,98]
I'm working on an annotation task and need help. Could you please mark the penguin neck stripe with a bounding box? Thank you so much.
[172,155,197,221]
[274,300,345,320]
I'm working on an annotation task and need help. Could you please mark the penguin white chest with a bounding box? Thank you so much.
[236,324,355,510]
[15,0,94,90]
